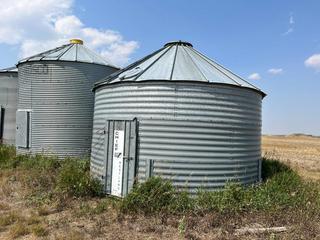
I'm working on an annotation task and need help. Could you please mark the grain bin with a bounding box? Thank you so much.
[16,39,119,157]
[0,67,18,145]
[91,41,266,197]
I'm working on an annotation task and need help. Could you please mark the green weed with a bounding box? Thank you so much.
[56,158,103,197]
[121,159,320,216]
[0,145,103,199]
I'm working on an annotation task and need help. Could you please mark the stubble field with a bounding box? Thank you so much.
[262,135,320,180]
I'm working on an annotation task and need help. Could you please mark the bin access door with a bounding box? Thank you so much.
[104,118,137,197]
[0,107,4,142]
[16,110,30,148]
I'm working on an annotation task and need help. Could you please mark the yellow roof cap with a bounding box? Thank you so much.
[69,39,83,45]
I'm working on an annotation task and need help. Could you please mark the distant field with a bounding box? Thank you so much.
[262,135,320,180]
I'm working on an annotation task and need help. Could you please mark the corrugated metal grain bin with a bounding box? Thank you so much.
[0,67,18,145]
[16,39,119,157]
[91,41,266,197]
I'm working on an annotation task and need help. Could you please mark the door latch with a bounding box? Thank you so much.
[123,156,133,161]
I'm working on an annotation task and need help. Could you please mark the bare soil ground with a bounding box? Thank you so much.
[0,135,319,239]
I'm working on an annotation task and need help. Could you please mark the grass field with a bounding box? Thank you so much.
[0,135,319,239]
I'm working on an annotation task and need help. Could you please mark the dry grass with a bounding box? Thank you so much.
[37,206,54,216]
[31,224,48,237]
[262,135,320,180]
[0,212,21,227]
[0,136,319,239]
[8,222,30,239]
[0,202,10,211]
[25,214,41,225]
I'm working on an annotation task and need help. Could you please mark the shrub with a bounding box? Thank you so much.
[56,158,103,197]
[197,183,248,212]
[170,190,194,213]
[120,177,176,214]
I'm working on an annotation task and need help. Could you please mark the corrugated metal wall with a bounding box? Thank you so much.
[0,72,18,145]
[17,61,117,157]
[91,82,262,193]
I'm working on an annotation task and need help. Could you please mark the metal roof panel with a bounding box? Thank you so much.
[95,41,264,95]
[17,40,117,68]
[172,46,205,81]
[0,66,18,73]
[138,45,176,81]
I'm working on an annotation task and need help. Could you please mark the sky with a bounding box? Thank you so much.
[0,0,319,135]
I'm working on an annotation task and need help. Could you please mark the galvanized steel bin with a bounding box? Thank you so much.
[91,41,266,196]
[0,67,18,145]
[16,40,119,157]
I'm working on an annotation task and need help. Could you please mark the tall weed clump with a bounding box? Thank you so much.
[56,158,103,197]
[121,177,176,214]
[121,158,320,215]
[0,144,103,198]
[0,145,17,168]
[120,177,195,214]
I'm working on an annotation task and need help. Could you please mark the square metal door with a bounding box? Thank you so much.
[16,110,30,148]
[103,118,137,197]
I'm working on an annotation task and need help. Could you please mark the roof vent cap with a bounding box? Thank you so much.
[70,39,83,45]
[164,40,193,48]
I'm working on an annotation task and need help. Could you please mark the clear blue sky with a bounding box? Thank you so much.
[1,0,319,135]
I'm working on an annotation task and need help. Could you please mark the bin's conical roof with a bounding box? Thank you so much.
[18,39,118,68]
[95,40,264,96]
[0,66,18,73]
